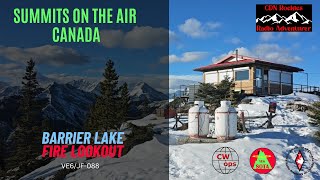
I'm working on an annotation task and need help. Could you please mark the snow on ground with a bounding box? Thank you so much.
[21,155,87,180]
[21,93,320,179]
[22,115,169,180]
[22,138,168,180]
[169,93,320,180]
[66,138,168,180]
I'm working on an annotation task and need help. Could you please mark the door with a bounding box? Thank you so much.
[255,68,262,94]
[264,69,269,94]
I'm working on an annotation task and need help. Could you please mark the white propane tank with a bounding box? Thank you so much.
[188,101,210,138]
[214,100,237,140]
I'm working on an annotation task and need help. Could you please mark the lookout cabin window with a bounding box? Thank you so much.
[235,70,249,81]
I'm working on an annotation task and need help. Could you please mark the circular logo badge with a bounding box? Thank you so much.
[212,147,239,174]
[286,147,314,175]
[250,148,276,174]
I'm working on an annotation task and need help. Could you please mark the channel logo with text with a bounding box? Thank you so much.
[256,4,312,32]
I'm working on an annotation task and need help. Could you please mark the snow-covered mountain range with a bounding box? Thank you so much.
[38,82,96,129]
[0,80,168,134]
[256,12,312,25]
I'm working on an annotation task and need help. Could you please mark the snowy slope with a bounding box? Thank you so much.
[21,138,168,180]
[169,93,320,180]
[40,82,95,129]
[66,138,168,180]
[0,86,21,98]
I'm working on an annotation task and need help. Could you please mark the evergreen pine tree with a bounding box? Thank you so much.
[0,137,5,171]
[118,82,130,123]
[195,76,240,114]
[86,60,130,131]
[9,59,43,167]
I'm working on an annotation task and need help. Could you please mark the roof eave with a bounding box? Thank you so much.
[194,62,254,72]
[194,62,304,72]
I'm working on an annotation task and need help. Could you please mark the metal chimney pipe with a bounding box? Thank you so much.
[236,49,238,61]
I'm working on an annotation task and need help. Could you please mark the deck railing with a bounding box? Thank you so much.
[176,79,320,101]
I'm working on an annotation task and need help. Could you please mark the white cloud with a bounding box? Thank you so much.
[163,51,209,63]
[0,63,24,83]
[212,44,302,64]
[169,30,179,42]
[170,75,202,82]
[260,32,300,42]
[259,32,282,41]
[178,18,221,38]
[0,45,89,66]
[100,26,168,49]
[169,74,202,93]
[212,47,253,62]
[225,37,242,45]
[99,30,124,48]
[254,44,302,64]
[205,22,221,29]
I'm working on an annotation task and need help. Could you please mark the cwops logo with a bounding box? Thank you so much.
[212,147,239,174]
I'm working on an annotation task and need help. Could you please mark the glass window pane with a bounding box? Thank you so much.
[235,70,249,81]
[256,68,262,78]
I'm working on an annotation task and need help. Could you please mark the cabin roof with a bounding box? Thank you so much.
[194,54,304,72]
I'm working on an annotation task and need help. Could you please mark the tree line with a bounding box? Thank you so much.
[0,58,130,178]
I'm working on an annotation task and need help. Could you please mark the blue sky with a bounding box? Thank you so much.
[169,0,320,86]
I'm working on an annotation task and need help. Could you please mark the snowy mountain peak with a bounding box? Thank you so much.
[67,79,100,92]
[135,82,148,88]
[130,82,155,96]
[130,82,167,102]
